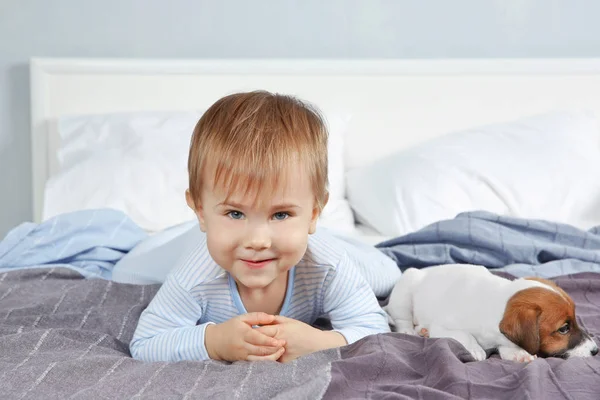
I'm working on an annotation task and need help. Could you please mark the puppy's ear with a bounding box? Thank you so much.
[499,288,542,355]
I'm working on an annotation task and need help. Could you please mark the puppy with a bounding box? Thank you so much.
[384,264,598,362]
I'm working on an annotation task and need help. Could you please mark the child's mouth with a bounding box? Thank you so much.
[242,259,275,269]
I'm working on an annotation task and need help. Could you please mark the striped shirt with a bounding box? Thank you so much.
[130,228,391,362]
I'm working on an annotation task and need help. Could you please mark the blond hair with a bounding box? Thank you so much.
[188,90,328,212]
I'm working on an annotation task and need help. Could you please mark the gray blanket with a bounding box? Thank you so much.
[0,267,335,399]
[1,267,599,399]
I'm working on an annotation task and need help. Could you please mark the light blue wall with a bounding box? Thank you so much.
[1,0,600,237]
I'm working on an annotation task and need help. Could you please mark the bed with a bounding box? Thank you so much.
[1,57,600,398]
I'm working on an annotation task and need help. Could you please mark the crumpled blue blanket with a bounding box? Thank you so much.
[376,211,600,278]
[0,209,147,279]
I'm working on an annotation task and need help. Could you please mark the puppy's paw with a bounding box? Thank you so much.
[396,327,418,336]
[498,346,536,363]
[466,344,487,361]
[393,321,418,336]
[415,326,429,338]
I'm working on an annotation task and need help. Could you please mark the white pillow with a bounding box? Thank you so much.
[318,110,356,235]
[45,110,201,233]
[346,110,600,237]
[44,109,354,233]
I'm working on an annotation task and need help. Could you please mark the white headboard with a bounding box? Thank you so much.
[30,57,600,223]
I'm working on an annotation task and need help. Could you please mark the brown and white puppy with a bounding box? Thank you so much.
[384,264,598,362]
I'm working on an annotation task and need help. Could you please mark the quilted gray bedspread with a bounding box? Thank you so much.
[1,267,599,399]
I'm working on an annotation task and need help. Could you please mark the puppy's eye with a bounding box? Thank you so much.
[558,323,570,335]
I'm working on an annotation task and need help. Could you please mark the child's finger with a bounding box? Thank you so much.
[244,343,281,357]
[255,325,278,338]
[270,315,289,324]
[247,347,285,362]
[239,312,276,326]
[245,327,284,347]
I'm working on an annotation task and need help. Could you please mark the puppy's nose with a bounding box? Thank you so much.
[591,347,599,356]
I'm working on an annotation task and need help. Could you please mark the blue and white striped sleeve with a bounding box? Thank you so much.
[322,251,391,344]
[130,275,213,362]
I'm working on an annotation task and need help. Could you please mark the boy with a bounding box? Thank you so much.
[130,91,390,363]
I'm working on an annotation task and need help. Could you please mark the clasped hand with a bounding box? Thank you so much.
[205,313,344,363]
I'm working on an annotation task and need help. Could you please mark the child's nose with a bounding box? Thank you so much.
[244,225,271,250]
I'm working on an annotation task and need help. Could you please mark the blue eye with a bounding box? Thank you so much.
[227,211,244,220]
[273,212,289,221]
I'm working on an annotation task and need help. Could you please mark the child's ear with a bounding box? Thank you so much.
[309,192,329,234]
[186,189,207,232]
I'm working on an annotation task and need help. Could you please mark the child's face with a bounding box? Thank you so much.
[186,165,320,291]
